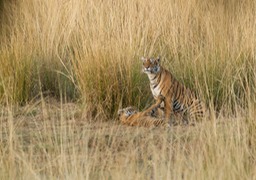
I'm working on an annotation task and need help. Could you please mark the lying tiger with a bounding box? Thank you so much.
[118,95,169,128]
[141,56,205,124]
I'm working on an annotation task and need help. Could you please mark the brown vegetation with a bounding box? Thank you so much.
[0,0,256,179]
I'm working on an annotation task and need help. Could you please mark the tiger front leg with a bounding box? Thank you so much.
[141,95,165,116]
[164,97,172,123]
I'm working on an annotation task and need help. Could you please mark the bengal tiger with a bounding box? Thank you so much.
[118,95,169,128]
[141,56,205,124]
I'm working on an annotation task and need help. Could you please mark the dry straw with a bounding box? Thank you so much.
[0,0,256,179]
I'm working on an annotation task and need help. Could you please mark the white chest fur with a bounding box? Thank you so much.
[147,74,161,98]
[151,86,161,98]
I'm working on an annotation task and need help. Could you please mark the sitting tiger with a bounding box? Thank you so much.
[141,56,205,124]
[118,95,169,128]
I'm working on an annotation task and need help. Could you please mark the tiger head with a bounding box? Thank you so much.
[141,56,161,74]
[118,106,138,118]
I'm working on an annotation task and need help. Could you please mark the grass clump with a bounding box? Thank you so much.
[0,1,256,179]
[0,0,255,117]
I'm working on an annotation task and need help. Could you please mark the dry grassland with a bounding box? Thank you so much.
[0,0,256,179]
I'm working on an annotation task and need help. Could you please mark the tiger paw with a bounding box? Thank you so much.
[158,94,165,101]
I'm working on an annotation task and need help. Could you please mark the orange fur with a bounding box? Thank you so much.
[118,96,169,128]
[141,57,205,124]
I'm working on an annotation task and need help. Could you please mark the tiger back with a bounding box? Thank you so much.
[118,95,169,128]
[118,106,169,128]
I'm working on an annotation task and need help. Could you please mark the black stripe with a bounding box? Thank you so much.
[159,88,163,95]
[153,84,158,89]
[166,87,171,96]
[157,72,162,84]
[152,74,158,80]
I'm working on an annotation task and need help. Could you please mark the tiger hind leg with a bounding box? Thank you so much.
[187,100,205,124]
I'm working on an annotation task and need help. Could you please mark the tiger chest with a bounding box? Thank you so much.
[150,85,161,98]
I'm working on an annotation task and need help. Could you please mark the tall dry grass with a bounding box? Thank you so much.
[0,1,256,178]
[0,0,255,117]
[0,99,256,179]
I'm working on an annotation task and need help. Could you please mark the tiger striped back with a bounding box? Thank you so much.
[141,56,205,124]
[118,106,169,128]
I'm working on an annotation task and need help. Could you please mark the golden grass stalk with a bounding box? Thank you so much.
[0,0,255,117]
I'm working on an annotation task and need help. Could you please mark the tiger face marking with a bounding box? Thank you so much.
[118,106,138,117]
[141,57,161,74]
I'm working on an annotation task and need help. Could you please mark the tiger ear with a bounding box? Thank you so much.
[156,56,161,63]
[141,57,146,62]
[118,109,123,116]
